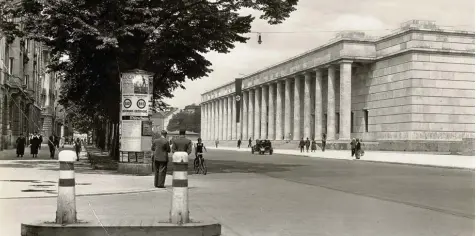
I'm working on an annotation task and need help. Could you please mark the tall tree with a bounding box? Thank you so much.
[167,109,201,133]
[0,0,299,157]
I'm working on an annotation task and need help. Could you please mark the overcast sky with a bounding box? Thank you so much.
[165,0,475,108]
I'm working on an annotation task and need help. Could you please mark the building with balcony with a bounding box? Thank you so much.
[0,32,57,150]
[199,20,475,152]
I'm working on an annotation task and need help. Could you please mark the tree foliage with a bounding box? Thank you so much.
[0,0,298,137]
[167,109,201,133]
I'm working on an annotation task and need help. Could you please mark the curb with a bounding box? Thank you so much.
[21,221,221,236]
[0,188,162,200]
[209,147,474,170]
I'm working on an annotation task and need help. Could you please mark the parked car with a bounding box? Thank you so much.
[251,140,273,155]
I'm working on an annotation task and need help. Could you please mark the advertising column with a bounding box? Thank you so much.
[120,69,153,163]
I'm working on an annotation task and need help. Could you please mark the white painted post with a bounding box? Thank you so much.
[171,152,189,224]
[56,150,77,224]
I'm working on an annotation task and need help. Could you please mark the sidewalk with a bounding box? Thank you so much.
[208,146,475,169]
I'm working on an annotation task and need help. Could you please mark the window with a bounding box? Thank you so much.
[364,109,369,132]
[336,112,340,134]
[8,58,13,74]
[24,75,29,87]
[351,112,354,133]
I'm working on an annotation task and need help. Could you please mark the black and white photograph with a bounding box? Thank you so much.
[0,0,474,235]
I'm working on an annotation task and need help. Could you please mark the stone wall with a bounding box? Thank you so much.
[408,52,474,140]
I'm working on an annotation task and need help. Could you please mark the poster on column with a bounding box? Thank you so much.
[121,72,150,95]
[120,120,142,152]
[122,94,150,116]
[235,78,242,122]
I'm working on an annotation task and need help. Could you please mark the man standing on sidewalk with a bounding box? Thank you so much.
[152,130,171,188]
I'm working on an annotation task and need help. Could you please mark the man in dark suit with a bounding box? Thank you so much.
[172,129,192,154]
[152,130,171,188]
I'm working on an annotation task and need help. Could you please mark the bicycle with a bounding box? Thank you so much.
[194,153,207,175]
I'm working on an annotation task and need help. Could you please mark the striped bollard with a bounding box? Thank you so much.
[56,150,77,224]
[171,151,189,224]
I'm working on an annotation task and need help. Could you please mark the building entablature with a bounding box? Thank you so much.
[200,20,475,104]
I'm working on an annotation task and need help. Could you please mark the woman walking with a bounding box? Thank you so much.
[355,138,362,160]
[311,139,317,152]
[16,133,26,158]
[74,138,82,161]
[30,132,41,158]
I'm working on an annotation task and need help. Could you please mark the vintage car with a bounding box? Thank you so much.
[251,140,273,155]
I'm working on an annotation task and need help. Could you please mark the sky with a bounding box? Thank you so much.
[165,0,475,108]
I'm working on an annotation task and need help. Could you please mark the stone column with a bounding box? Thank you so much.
[206,103,210,140]
[228,95,233,140]
[284,79,292,141]
[339,61,352,140]
[275,81,283,140]
[303,72,312,139]
[201,104,205,139]
[212,100,216,140]
[293,76,301,140]
[248,89,254,140]
[223,97,228,140]
[254,87,260,140]
[327,66,336,140]
[231,95,236,140]
[217,99,222,140]
[242,91,248,140]
[260,86,268,140]
[314,69,323,140]
[268,83,275,140]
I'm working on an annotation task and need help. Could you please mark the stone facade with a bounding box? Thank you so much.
[200,20,475,152]
[0,32,57,150]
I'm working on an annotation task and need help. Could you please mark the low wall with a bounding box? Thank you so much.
[117,163,153,176]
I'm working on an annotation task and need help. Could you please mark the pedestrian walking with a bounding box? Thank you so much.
[248,138,252,147]
[74,138,82,161]
[152,130,171,188]
[299,138,305,153]
[38,133,43,151]
[48,134,56,159]
[30,132,41,158]
[54,135,60,149]
[16,133,26,158]
[305,138,310,152]
[350,138,356,157]
[355,138,362,159]
[237,139,241,149]
[311,139,317,152]
[321,133,327,152]
[215,139,219,148]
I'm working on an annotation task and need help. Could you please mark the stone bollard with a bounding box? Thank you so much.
[56,150,77,224]
[171,151,189,224]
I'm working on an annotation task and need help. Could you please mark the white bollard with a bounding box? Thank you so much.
[56,150,77,224]
[170,152,189,224]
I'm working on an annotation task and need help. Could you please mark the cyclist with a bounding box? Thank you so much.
[194,138,207,166]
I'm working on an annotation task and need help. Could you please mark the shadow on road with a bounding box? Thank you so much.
[179,159,303,175]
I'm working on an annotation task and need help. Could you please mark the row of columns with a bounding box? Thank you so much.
[202,61,353,141]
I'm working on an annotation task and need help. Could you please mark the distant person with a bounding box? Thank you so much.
[16,133,26,158]
[248,138,252,147]
[30,132,41,158]
[215,139,219,148]
[305,138,310,152]
[299,138,305,153]
[38,133,43,151]
[321,133,327,152]
[355,138,363,160]
[237,139,242,149]
[74,138,82,161]
[311,139,317,152]
[350,138,356,157]
[48,134,56,159]
[152,130,171,188]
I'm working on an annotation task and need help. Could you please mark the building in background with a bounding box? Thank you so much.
[150,107,180,133]
[184,104,200,114]
[200,20,475,152]
[0,31,54,150]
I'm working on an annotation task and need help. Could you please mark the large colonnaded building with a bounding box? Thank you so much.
[199,20,475,152]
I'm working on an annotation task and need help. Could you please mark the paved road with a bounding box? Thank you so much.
[0,149,473,236]
[202,149,475,219]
